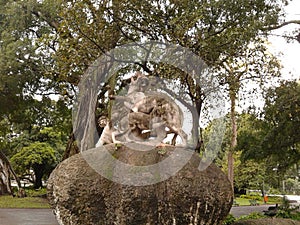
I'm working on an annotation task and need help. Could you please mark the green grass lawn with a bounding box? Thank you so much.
[0,195,50,208]
[235,196,282,206]
[235,197,256,206]
[0,188,51,208]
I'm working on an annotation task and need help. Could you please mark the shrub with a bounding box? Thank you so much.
[239,194,261,201]
[275,200,300,221]
[238,212,267,221]
[223,214,236,225]
[240,194,247,199]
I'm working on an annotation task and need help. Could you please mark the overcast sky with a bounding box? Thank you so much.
[268,0,300,80]
[235,0,300,112]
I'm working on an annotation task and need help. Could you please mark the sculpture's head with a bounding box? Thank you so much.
[98,116,109,128]
[136,76,149,90]
[128,71,149,93]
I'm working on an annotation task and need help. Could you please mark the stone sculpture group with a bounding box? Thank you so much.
[48,72,233,225]
[96,72,187,147]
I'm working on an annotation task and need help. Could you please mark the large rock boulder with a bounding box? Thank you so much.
[232,218,300,225]
[47,144,232,225]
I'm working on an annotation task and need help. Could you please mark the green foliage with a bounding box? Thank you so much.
[223,212,268,225]
[238,212,267,220]
[267,196,283,204]
[1,97,71,160]
[0,0,71,159]
[23,187,47,198]
[222,214,236,225]
[239,195,261,201]
[0,0,59,108]
[11,142,57,174]
[55,0,285,73]
[276,209,300,221]
[238,81,300,183]
[284,178,300,194]
[234,197,265,206]
[202,115,231,167]
[204,114,269,191]
[11,142,57,188]
[273,198,300,220]
[237,113,268,161]
[50,0,286,123]
[261,81,300,174]
[235,156,267,191]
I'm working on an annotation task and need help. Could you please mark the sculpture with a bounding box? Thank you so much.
[96,72,187,147]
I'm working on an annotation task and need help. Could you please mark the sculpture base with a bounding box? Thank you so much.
[47,144,232,225]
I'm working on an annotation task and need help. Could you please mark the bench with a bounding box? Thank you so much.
[249,199,259,206]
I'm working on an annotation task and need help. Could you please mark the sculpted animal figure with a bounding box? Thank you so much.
[110,71,148,110]
[130,93,187,145]
[95,116,114,146]
[128,111,167,142]
[96,72,149,147]
[95,116,132,147]
[109,72,149,134]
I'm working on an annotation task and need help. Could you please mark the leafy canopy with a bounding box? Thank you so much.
[11,141,57,175]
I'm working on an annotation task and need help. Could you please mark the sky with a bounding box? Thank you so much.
[268,0,300,81]
[236,0,300,112]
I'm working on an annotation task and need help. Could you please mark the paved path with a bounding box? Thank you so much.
[0,209,58,225]
[230,205,270,218]
[0,205,272,224]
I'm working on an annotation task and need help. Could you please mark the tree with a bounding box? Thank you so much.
[234,152,267,194]
[235,83,300,191]
[261,81,300,174]
[213,40,281,188]
[0,0,62,98]
[0,0,66,190]
[50,0,290,153]
[11,142,57,189]
[0,0,297,158]
[235,113,269,193]
[205,112,272,192]
[5,97,71,156]
[0,96,70,190]
[0,150,21,195]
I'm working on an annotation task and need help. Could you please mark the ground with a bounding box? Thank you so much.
[0,208,58,225]
[0,205,273,225]
[230,205,270,218]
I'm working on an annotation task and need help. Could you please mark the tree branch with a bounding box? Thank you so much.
[30,10,60,31]
[262,20,300,31]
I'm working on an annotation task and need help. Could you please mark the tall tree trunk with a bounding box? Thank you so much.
[0,158,12,195]
[33,164,44,189]
[228,89,237,191]
[63,132,80,160]
[0,151,21,195]
[194,97,204,152]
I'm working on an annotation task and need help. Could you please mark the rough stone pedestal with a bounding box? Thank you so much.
[47,144,233,225]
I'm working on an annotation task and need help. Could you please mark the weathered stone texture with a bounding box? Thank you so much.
[47,145,232,225]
